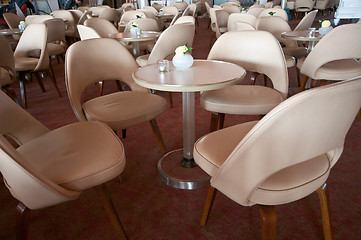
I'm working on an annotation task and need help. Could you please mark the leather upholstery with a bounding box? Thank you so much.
[25,15,53,25]
[195,77,361,206]
[3,12,23,29]
[215,9,229,38]
[258,8,289,21]
[77,10,92,25]
[174,16,195,25]
[77,25,101,40]
[84,18,118,38]
[293,9,318,31]
[0,35,16,87]
[44,18,67,57]
[51,10,77,38]
[299,23,361,81]
[227,13,257,32]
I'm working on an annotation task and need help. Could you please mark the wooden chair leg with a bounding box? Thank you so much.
[319,80,328,86]
[149,119,167,154]
[97,81,104,96]
[16,202,29,240]
[299,75,309,92]
[317,183,333,240]
[210,112,220,132]
[200,186,217,227]
[46,69,62,97]
[168,92,174,108]
[96,184,127,240]
[250,72,260,85]
[33,72,46,93]
[218,113,225,130]
[357,108,361,119]
[18,72,27,108]
[257,205,277,240]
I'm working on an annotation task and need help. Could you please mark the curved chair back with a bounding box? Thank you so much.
[51,9,76,29]
[258,8,288,21]
[256,16,298,48]
[264,1,273,8]
[215,9,229,38]
[169,12,182,26]
[174,16,195,25]
[301,23,361,79]
[77,25,101,40]
[65,38,148,121]
[14,23,49,72]
[246,7,264,17]
[120,10,147,22]
[208,31,288,99]
[77,6,89,12]
[146,23,195,65]
[78,10,92,25]
[210,77,361,206]
[160,6,179,16]
[25,15,53,24]
[89,6,106,16]
[99,8,121,25]
[143,6,158,15]
[173,2,187,12]
[295,0,315,12]
[0,35,16,87]
[235,21,256,31]
[44,18,66,46]
[293,9,317,31]
[121,3,135,10]
[227,13,257,31]
[223,5,241,14]
[124,18,160,32]
[182,3,197,17]
[3,12,23,28]
[152,2,162,12]
[69,9,83,24]
[84,18,118,38]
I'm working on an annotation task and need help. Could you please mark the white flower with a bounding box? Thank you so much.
[175,45,189,56]
[19,21,26,25]
[321,20,331,28]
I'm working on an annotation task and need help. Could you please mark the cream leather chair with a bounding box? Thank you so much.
[174,16,195,25]
[77,10,92,25]
[44,18,67,63]
[295,0,315,18]
[65,38,167,154]
[69,9,83,25]
[314,0,330,15]
[222,5,241,14]
[14,23,62,108]
[258,8,288,21]
[25,15,53,25]
[143,6,159,15]
[173,1,188,12]
[77,6,90,12]
[227,13,257,32]
[152,2,162,12]
[51,10,78,41]
[293,9,317,31]
[182,3,197,17]
[123,18,160,32]
[84,18,118,38]
[214,9,229,38]
[201,31,288,131]
[0,35,18,103]
[99,8,121,27]
[2,12,22,48]
[246,7,264,17]
[77,25,101,40]
[0,90,128,240]
[234,21,256,31]
[297,23,361,91]
[194,77,361,240]
[89,6,107,16]
[120,10,147,24]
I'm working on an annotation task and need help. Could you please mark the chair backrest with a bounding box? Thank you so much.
[256,16,298,48]
[69,9,83,24]
[25,15,53,25]
[51,10,76,30]
[78,10,92,25]
[183,3,197,17]
[258,8,288,21]
[146,23,195,65]
[120,10,147,22]
[215,9,230,38]
[249,3,265,9]
[295,0,315,11]
[14,23,49,72]
[293,9,317,31]
[174,16,195,25]
[89,6,106,16]
[169,12,182,26]
[77,6,89,12]
[246,7,264,17]
[161,6,179,16]
[208,31,288,99]
[84,18,118,38]
[315,0,330,9]
[137,9,158,20]
[223,5,241,14]
[173,2,187,12]
[124,18,160,32]
[65,38,148,122]
[264,1,273,8]
[235,21,256,31]
[210,77,361,206]
[3,12,23,29]
[77,25,101,40]
[152,3,162,12]
[44,18,66,45]
[0,35,15,79]
[143,6,158,15]
[227,13,257,31]
[99,8,121,24]
[301,23,361,79]
[0,90,80,210]
[209,8,217,32]
[121,3,135,10]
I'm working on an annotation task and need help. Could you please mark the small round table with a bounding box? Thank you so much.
[281,30,323,52]
[133,60,246,190]
[109,31,160,58]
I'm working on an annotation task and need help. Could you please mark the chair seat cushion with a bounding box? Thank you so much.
[17,121,125,191]
[298,58,361,80]
[82,91,167,130]
[0,68,14,86]
[47,43,66,56]
[14,57,38,72]
[201,85,284,115]
[283,46,308,58]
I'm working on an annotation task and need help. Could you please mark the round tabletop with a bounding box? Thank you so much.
[132,59,246,92]
[281,30,323,42]
[109,31,160,42]
[0,28,22,36]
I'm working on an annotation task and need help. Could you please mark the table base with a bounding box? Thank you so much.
[158,149,210,190]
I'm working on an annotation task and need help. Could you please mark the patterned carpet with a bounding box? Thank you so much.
[0,15,360,240]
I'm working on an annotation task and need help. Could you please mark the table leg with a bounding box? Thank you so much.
[132,42,140,58]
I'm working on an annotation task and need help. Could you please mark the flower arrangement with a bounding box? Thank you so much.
[131,22,138,28]
[268,11,276,16]
[242,7,247,12]
[19,20,26,25]
[319,20,331,28]
[174,44,193,56]
[136,15,142,19]
[50,13,53,16]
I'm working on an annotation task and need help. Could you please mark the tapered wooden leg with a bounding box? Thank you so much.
[200,186,217,227]
[149,119,167,154]
[317,183,332,240]
[218,113,225,130]
[122,129,126,138]
[16,202,29,240]
[34,72,46,93]
[97,81,104,96]
[357,109,361,119]
[264,75,269,87]
[96,184,127,240]
[168,92,173,108]
[18,72,27,108]
[251,72,260,85]
[319,80,328,86]
[299,75,309,92]
[295,65,301,87]
[257,205,277,240]
[46,69,62,97]
[210,112,220,132]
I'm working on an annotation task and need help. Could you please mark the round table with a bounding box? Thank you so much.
[109,31,160,58]
[0,28,22,36]
[133,60,246,189]
[281,30,323,52]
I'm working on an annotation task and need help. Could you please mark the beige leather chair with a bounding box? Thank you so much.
[182,3,197,17]
[77,10,92,25]
[120,10,147,24]
[298,23,361,91]
[121,3,135,10]
[0,35,18,103]
[314,0,330,15]
[174,16,195,25]
[222,5,241,14]
[14,23,62,108]
[143,6,159,15]
[214,9,229,38]
[69,9,83,25]
[169,12,182,27]
[227,13,257,32]
[89,6,107,16]
[194,77,361,240]
[99,8,121,27]
[123,18,160,32]
[160,6,179,16]
[201,31,288,131]
[152,2,162,12]
[246,7,264,17]
[295,0,315,18]
[173,1,188,12]
[258,8,289,21]
[2,12,22,47]
[234,21,256,31]
[293,9,317,31]
[25,14,53,25]
[65,38,167,154]
[51,10,78,41]
[77,25,101,40]
[84,18,118,38]
[77,6,90,12]
[44,18,67,64]
[0,89,128,240]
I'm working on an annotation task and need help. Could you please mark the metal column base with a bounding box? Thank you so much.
[158,149,210,190]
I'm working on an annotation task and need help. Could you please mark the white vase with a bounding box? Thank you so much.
[172,53,194,69]
[318,26,333,36]
[130,27,141,36]
[18,23,27,32]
